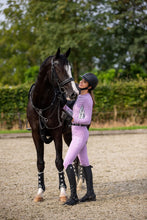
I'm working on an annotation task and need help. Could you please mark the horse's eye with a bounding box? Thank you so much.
[54,61,59,65]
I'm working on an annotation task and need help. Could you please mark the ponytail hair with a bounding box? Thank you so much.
[89,90,96,107]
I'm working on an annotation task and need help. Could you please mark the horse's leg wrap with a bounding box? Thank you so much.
[38,172,45,191]
[58,171,67,189]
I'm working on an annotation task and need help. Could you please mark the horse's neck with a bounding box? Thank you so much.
[32,78,54,108]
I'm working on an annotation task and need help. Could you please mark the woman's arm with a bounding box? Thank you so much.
[63,105,73,117]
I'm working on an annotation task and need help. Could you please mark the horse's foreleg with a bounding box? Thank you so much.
[58,170,67,202]
[32,131,45,202]
[54,133,67,202]
[56,155,67,202]
[35,170,45,202]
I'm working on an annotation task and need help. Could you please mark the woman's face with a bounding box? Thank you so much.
[79,78,89,89]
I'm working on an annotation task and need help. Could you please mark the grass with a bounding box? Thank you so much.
[89,125,147,131]
[0,125,147,134]
[0,129,31,134]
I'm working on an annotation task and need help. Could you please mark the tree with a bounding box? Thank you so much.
[0,0,40,85]
[0,0,106,84]
[27,0,106,81]
[24,65,39,83]
[0,0,146,85]
[99,0,147,74]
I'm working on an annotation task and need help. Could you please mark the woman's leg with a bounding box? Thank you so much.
[63,135,87,169]
[78,143,89,166]
[79,165,96,202]
[63,135,87,206]
[64,164,79,206]
[78,144,96,202]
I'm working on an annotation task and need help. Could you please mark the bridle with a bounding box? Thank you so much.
[30,57,74,129]
[51,58,74,92]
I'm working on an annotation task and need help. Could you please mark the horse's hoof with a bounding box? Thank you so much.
[34,196,44,202]
[59,196,67,203]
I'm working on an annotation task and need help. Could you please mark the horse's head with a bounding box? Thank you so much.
[46,48,79,100]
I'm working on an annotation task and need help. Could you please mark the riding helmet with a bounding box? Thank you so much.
[81,73,98,90]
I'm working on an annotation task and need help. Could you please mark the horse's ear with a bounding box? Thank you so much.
[64,48,71,58]
[55,48,60,59]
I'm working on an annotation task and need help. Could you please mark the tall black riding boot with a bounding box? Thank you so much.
[64,164,79,206]
[80,165,96,202]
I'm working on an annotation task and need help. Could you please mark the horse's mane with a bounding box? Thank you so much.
[35,56,52,87]
[40,56,52,71]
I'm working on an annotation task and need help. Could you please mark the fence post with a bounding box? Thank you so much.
[18,112,22,130]
[113,105,117,121]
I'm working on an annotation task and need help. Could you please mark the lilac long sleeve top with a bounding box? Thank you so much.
[63,93,93,126]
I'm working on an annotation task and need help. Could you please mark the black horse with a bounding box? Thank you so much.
[27,48,79,202]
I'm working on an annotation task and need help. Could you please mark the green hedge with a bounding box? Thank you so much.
[0,85,29,129]
[0,80,147,129]
[93,79,147,123]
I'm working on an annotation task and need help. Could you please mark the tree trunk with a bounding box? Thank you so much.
[73,60,78,82]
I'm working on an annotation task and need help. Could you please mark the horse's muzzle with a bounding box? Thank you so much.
[69,91,78,100]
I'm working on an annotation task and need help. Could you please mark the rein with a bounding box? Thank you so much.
[30,85,58,124]
[30,58,73,129]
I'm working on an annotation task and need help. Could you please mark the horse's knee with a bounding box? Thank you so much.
[55,158,63,172]
[37,161,45,172]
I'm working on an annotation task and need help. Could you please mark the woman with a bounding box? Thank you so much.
[63,72,98,206]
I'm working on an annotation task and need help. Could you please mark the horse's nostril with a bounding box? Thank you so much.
[70,92,77,99]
